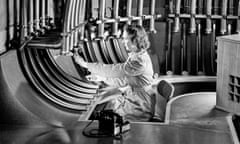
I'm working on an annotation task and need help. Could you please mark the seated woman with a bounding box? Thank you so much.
[73,24,156,122]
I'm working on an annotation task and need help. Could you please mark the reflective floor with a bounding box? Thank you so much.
[0,121,232,144]
[0,92,234,144]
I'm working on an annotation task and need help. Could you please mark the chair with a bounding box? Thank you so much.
[150,80,175,122]
[157,80,175,101]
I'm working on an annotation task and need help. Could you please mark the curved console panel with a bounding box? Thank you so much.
[0,50,98,126]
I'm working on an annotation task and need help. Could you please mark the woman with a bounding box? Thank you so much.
[74,24,155,121]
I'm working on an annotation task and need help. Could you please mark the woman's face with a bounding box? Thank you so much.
[122,30,138,53]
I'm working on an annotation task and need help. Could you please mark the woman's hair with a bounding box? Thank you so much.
[123,24,150,51]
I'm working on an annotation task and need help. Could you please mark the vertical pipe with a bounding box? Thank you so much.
[35,0,40,33]
[227,0,234,34]
[41,0,46,29]
[13,0,20,42]
[166,19,172,75]
[197,0,204,14]
[213,0,219,15]
[205,0,212,34]
[189,0,196,34]
[171,0,182,75]
[21,0,28,39]
[47,0,55,28]
[186,0,197,75]
[202,0,214,75]
[29,0,34,35]
[237,0,240,33]
[69,0,77,52]
[211,22,216,73]
[210,0,220,74]
[173,0,181,32]
[126,0,132,24]
[112,0,119,36]
[220,0,228,35]
[98,0,106,38]
[228,0,234,15]
[61,0,73,55]
[150,0,156,32]
[181,22,187,74]
[80,0,86,40]
[169,0,174,14]
[196,21,203,74]
[74,0,81,47]
[137,0,144,25]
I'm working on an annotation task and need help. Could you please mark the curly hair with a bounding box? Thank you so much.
[123,24,150,52]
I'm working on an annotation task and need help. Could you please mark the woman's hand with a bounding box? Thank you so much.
[86,74,106,82]
[73,49,87,68]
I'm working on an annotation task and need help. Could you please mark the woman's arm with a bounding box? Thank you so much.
[86,74,128,87]
[87,57,146,77]
[74,51,146,77]
[87,63,126,77]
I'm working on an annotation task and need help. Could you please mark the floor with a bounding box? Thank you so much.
[0,92,234,144]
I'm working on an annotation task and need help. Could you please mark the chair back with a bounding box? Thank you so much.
[151,80,174,122]
[157,80,174,101]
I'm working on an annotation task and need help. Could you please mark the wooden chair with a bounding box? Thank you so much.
[150,79,175,122]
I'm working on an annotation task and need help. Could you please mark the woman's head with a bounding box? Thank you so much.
[122,24,150,53]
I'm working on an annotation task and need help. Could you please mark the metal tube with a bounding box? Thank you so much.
[173,0,181,32]
[21,0,28,39]
[150,0,156,32]
[137,0,144,25]
[112,0,119,36]
[126,0,132,24]
[228,0,234,15]
[47,0,55,27]
[12,0,20,43]
[189,0,197,33]
[98,0,106,38]
[166,19,172,74]
[205,0,212,34]
[80,0,86,40]
[196,22,203,74]
[169,0,173,14]
[35,0,40,32]
[220,0,228,35]
[236,0,240,33]
[69,0,77,52]
[74,0,81,47]
[29,0,34,35]
[213,0,219,15]
[61,0,74,55]
[41,0,46,29]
